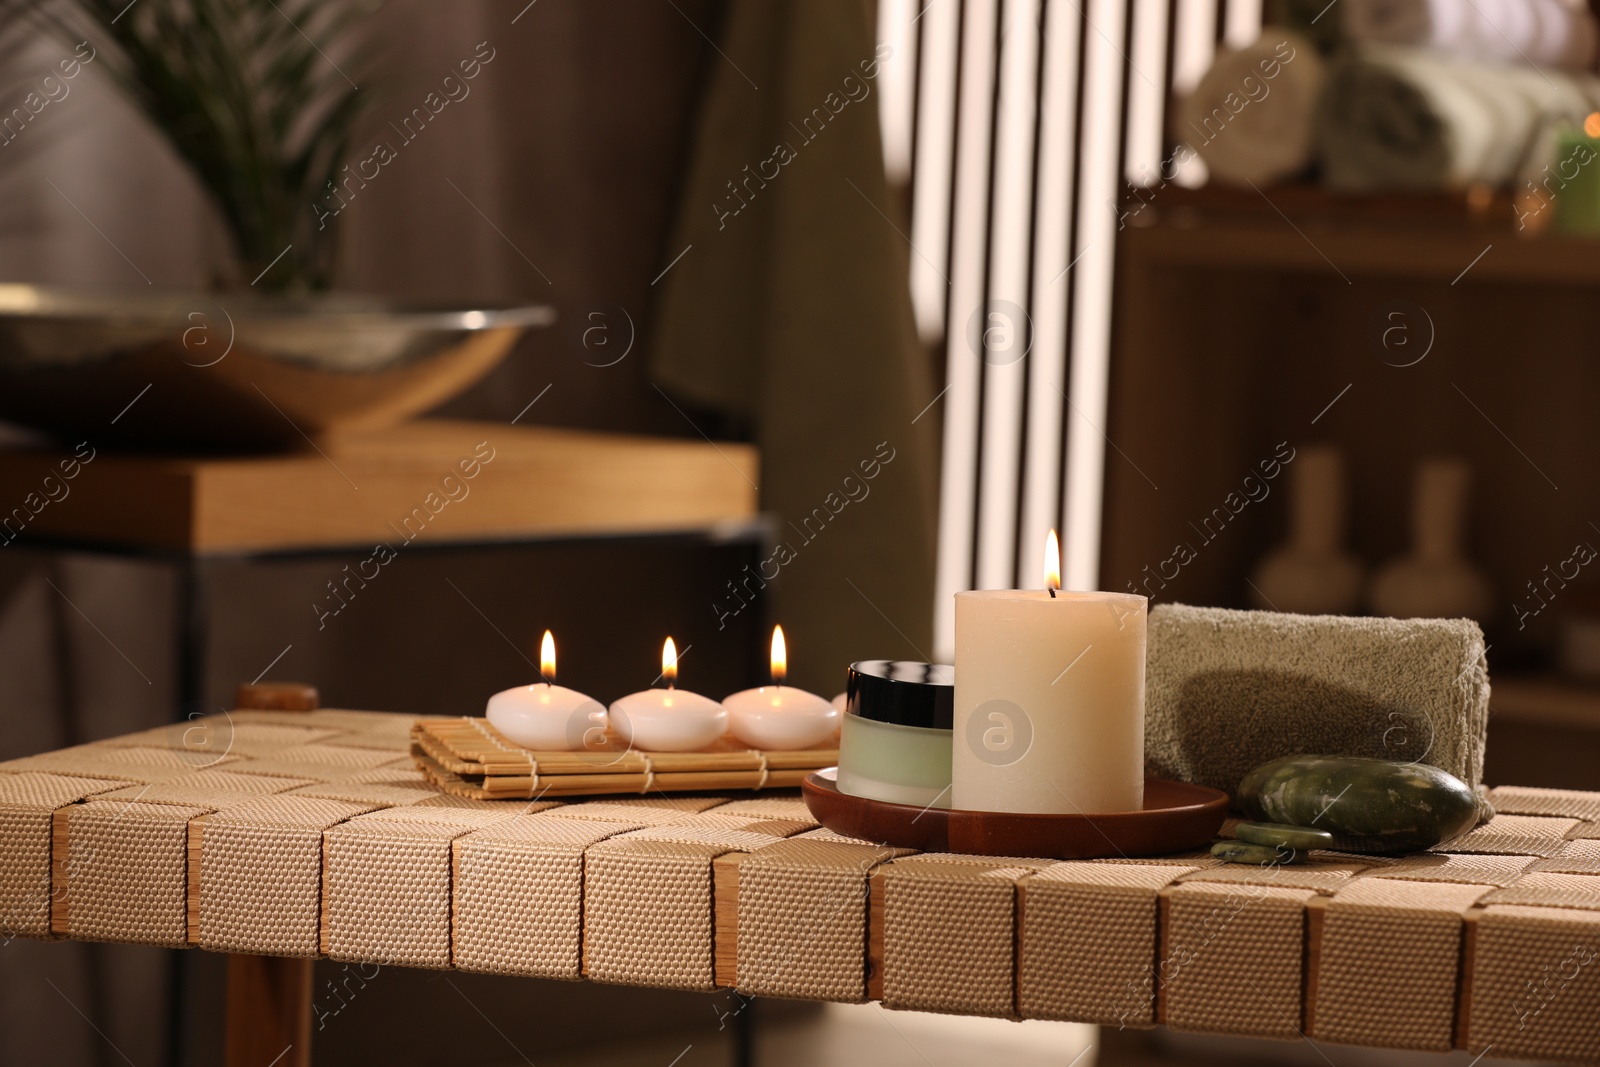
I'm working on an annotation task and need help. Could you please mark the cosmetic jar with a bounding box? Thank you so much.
[836,659,954,808]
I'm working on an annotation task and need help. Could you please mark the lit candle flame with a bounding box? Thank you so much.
[540,630,556,684]
[1586,112,1600,138]
[1044,528,1061,595]
[662,636,678,688]
[771,625,787,686]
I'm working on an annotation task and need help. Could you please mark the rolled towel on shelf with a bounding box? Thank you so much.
[1174,31,1326,186]
[1344,0,1598,70]
[1144,603,1490,797]
[1316,44,1600,190]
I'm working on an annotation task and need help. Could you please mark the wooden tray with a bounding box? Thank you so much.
[411,717,838,800]
[801,770,1228,858]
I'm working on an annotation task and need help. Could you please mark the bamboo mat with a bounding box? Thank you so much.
[410,717,838,799]
[5,709,1600,1062]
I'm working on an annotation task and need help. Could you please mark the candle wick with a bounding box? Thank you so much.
[1048,586,1058,599]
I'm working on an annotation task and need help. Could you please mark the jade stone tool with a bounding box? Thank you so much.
[1234,821,1334,850]
[1211,840,1301,865]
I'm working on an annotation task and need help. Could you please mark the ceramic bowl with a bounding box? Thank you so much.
[0,285,555,449]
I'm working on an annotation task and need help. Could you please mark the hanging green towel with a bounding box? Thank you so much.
[649,0,939,692]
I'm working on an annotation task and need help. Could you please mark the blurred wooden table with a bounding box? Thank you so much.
[0,418,764,715]
[0,418,759,553]
[0,420,764,1067]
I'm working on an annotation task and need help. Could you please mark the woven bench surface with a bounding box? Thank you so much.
[4,711,1599,1062]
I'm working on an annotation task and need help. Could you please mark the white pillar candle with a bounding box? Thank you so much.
[724,626,840,750]
[486,631,608,751]
[610,637,729,752]
[953,531,1147,814]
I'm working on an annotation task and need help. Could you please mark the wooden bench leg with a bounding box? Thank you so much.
[225,955,312,1066]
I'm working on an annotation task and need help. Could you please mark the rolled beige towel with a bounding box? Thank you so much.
[1344,0,1598,70]
[1175,31,1326,186]
[1145,604,1489,797]
[1317,44,1600,190]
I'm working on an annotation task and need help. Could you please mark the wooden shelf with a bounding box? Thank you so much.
[1121,184,1600,286]
[0,419,760,555]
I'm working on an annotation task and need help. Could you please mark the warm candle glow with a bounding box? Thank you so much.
[1586,112,1600,138]
[1044,529,1062,593]
[662,637,678,687]
[771,625,787,685]
[540,630,556,684]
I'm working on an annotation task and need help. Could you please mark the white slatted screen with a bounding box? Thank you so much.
[878,0,1262,658]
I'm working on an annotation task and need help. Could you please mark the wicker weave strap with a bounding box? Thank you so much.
[549,795,733,820]
[1159,882,1319,1037]
[64,799,209,946]
[1176,856,1377,895]
[0,774,125,940]
[101,719,341,756]
[322,728,414,752]
[714,796,819,823]
[1465,904,1600,1061]
[2,744,237,782]
[1482,872,1600,911]
[452,815,640,979]
[343,765,431,783]
[1531,840,1600,876]
[199,795,376,957]
[1363,852,1535,886]
[288,782,444,807]
[255,744,401,770]
[585,818,810,991]
[321,807,512,967]
[1311,878,1488,1050]
[1437,815,1582,858]
[1487,786,1600,822]
[94,770,316,812]
[879,857,1036,1017]
[305,708,419,729]
[215,759,365,784]
[584,837,740,991]
[1019,861,1200,1028]
[735,837,907,1002]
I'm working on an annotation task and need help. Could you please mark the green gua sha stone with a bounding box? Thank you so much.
[1237,755,1479,854]
[1234,821,1334,851]
[1210,840,1301,865]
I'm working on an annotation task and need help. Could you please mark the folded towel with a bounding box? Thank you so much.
[1176,32,1326,186]
[1317,45,1600,190]
[1344,0,1598,70]
[1145,604,1490,797]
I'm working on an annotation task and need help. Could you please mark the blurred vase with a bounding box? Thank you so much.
[1250,445,1365,614]
[1370,458,1493,621]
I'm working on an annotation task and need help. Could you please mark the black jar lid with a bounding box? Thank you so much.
[846,660,954,730]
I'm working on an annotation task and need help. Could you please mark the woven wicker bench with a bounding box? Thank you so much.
[4,686,1598,1065]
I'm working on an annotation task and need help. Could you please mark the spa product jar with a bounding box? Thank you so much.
[836,660,954,808]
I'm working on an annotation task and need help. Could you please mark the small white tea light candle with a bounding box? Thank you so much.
[724,626,840,750]
[953,530,1147,815]
[486,631,608,751]
[610,637,729,751]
